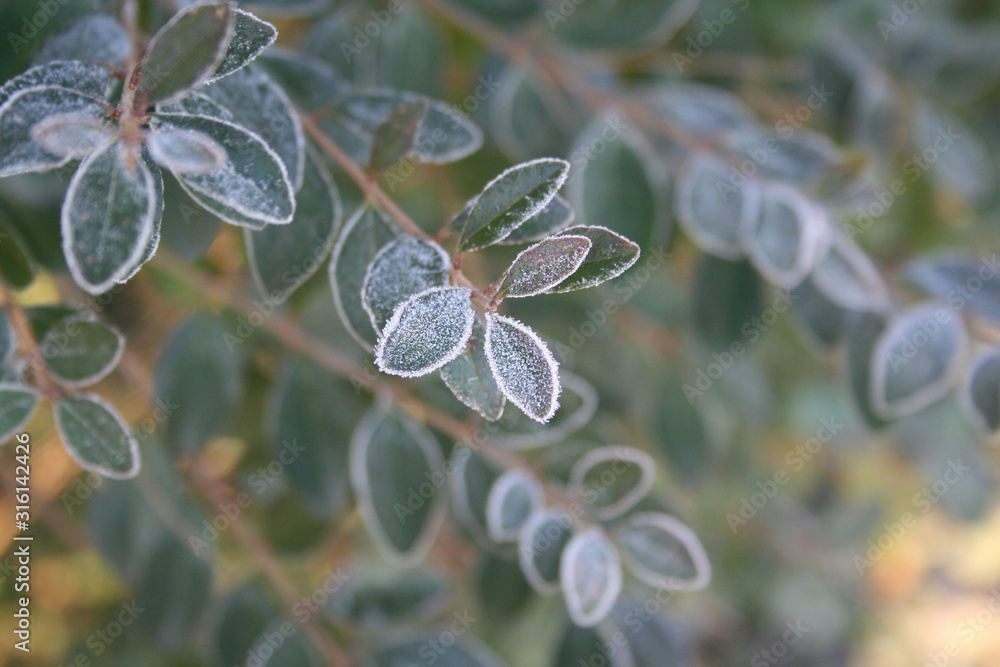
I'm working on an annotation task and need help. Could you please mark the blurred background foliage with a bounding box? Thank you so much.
[3,0,1000,665]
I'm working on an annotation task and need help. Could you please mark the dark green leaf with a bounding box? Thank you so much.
[845,311,892,430]
[497,235,591,299]
[560,528,622,627]
[675,153,754,259]
[373,637,506,667]
[567,446,655,520]
[257,48,350,113]
[54,393,138,478]
[963,351,1000,433]
[548,225,640,293]
[485,313,560,423]
[207,8,277,83]
[485,469,543,543]
[326,569,449,629]
[614,512,711,591]
[518,508,572,594]
[0,383,39,445]
[375,287,475,377]
[39,315,124,388]
[450,447,502,548]
[0,61,111,109]
[369,98,428,173]
[440,317,506,421]
[362,237,449,333]
[906,255,1000,325]
[33,14,129,67]
[498,195,574,245]
[0,215,37,288]
[692,256,762,353]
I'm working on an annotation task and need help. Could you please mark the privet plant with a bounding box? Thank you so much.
[1,0,999,664]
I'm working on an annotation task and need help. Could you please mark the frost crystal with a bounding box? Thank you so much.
[485,313,560,423]
[376,287,474,377]
[363,237,449,332]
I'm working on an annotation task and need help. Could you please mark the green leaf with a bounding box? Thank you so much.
[485,313,560,423]
[362,237,450,333]
[812,230,889,313]
[485,469,543,543]
[845,311,892,430]
[554,623,616,667]
[496,235,591,299]
[476,554,533,622]
[29,112,113,161]
[152,111,295,227]
[0,215,37,289]
[567,446,655,521]
[61,140,161,295]
[33,15,129,67]
[440,317,506,421]
[369,98,428,173]
[200,64,305,189]
[963,351,1000,433]
[790,277,856,352]
[560,528,622,627]
[743,184,829,289]
[548,225,640,293]
[257,48,349,114]
[329,205,401,350]
[614,512,712,591]
[375,286,475,378]
[373,637,506,667]
[459,158,570,252]
[154,314,244,454]
[0,309,13,368]
[692,256,762,353]
[489,66,578,164]
[0,85,109,178]
[518,508,573,594]
[246,147,340,304]
[134,1,235,105]
[146,126,226,176]
[498,194,575,245]
[325,569,449,629]
[491,371,597,449]
[206,8,277,83]
[0,61,111,109]
[450,447,502,548]
[555,0,691,50]
[675,152,755,260]
[54,393,138,478]
[39,315,124,388]
[350,405,447,566]
[906,255,1000,325]
[0,383,39,445]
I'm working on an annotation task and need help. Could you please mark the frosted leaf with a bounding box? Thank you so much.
[614,513,712,591]
[134,2,234,105]
[247,148,340,304]
[645,83,755,138]
[62,141,159,295]
[906,256,1000,325]
[34,15,130,67]
[914,102,995,205]
[742,184,829,289]
[40,315,125,389]
[675,152,758,259]
[369,98,428,173]
[460,158,571,252]
[812,229,890,313]
[725,129,840,189]
[349,404,446,566]
[0,61,111,109]
[0,85,109,178]
[30,112,114,160]
[492,371,597,450]
[486,469,544,543]
[498,194,575,245]
[485,313,560,423]
[0,383,40,446]
[362,237,449,332]
[147,127,226,176]
[205,8,277,84]
[450,448,503,549]
[548,225,640,293]
[497,235,591,299]
[257,48,350,114]
[156,91,233,120]
[201,65,305,189]
[963,351,1000,434]
[567,446,656,521]
[560,528,622,628]
[152,112,295,226]
[789,277,855,352]
[115,150,165,284]
[440,317,506,422]
[518,508,573,594]
[375,287,475,378]
[870,303,968,420]
[241,0,330,17]
[54,393,139,479]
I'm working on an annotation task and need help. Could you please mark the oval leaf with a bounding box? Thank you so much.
[440,317,506,422]
[0,384,40,445]
[362,237,450,332]
[560,528,622,628]
[871,303,968,419]
[486,469,544,543]
[39,315,124,388]
[498,195,575,245]
[962,350,1000,434]
[207,8,277,84]
[548,225,640,293]
[451,447,503,548]
[906,255,1000,325]
[491,372,597,450]
[497,235,591,299]
[567,446,656,521]
[350,405,447,566]
[373,636,506,667]
[29,112,113,160]
[485,313,560,423]
[62,140,160,295]
[459,158,570,252]
[34,15,130,67]
[812,229,889,313]
[614,512,711,591]
[518,508,574,594]
[147,127,226,176]
[54,393,139,478]
[742,184,829,289]
[375,286,475,378]
[0,61,110,109]
[369,98,428,173]
[675,153,758,260]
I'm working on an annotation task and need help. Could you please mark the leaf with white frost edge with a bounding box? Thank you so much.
[459,158,571,252]
[30,113,114,160]
[496,235,591,299]
[362,237,449,333]
[567,446,656,521]
[40,316,125,389]
[349,404,447,566]
[0,384,40,445]
[742,184,830,289]
[375,287,475,378]
[0,85,109,178]
[614,513,712,591]
[812,229,889,313]
[675,153,759,260]
[870,303,968,420]
[548,225,640,293]
[0,61,111,109]
[518,508,574,594]
[116,150,165,285]
[54,393,139,479]
[560,528,622,628]
[962,351,1000,434]
[33,15,130,67]
[485,314,560,423]
[147,128,226,176]
[246,147,341,304]
[62,140,159,295]
[205,8,277,84]
[486,469,544,543]
[330,205,401,350]
[151,112,295,227]
[491,371,597,450]
[498,195,575,245]
[440,317,506,422]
